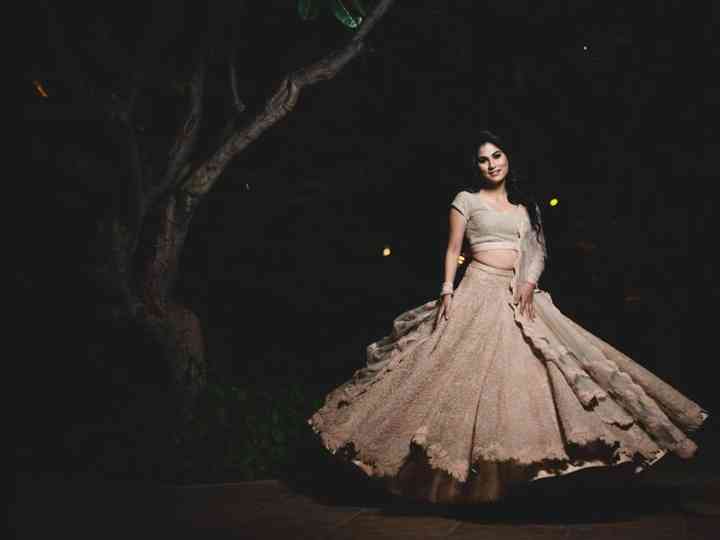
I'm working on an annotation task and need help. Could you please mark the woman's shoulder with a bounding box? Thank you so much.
[450,190,477,216]
[452,189,476,201]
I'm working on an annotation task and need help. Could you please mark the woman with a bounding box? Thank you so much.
[307,130,708,504]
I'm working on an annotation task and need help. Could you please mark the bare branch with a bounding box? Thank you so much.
[115,94,145,252]
[148,55,206,205]
[182,0,396,199]
[351,0,394,43]
[44,2,142,117]
[116,87,143,197]
[229,47,246,115]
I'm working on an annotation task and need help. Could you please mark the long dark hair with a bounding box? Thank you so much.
[467,130,545,244]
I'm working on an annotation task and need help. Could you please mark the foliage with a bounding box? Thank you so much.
[298,0,369,29]
[178,377,326,482]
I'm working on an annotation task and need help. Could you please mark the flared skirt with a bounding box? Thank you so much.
[307,260,708,504]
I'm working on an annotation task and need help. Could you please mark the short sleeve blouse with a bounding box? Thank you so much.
[450,190,524,247]
[451,191,471,221]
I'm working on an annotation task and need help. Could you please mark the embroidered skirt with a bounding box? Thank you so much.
[307,260,709,504]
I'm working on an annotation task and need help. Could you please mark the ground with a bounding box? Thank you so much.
[13,437,720,540]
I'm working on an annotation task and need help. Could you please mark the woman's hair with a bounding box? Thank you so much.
[467,130,544,244]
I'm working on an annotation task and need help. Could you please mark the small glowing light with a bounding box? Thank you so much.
[549,198,559,207]
[457,255,465,265]
[582,45,588,51]
[575,240,596,253]
[33,80,49,98]
[382,246,391,257]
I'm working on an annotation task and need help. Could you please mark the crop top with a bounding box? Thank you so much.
[451,190,524,252]
[451,190,547,285]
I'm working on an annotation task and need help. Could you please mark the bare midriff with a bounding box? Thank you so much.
[472,249,518,270]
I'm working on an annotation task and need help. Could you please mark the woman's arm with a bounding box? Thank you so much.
[518,203,546,287]
[436,207,466,325]
[515,204,547,320]
[442,208,466,292]
[524,205,547,286]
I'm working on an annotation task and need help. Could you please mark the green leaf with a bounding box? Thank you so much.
[331,0,362,29]
[297,0,320,21]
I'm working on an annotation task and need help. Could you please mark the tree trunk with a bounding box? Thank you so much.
[36,0,395,477]
[86,0,396,437]
[135,189,207,426]
[89,184,206,437]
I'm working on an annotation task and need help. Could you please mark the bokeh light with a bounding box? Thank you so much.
[33,80,49,98]
[382,246,391,257]
[549,198,559,207]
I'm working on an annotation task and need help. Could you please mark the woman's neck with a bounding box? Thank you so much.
[481,183,508,199]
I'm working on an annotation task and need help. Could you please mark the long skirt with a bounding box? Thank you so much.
[307,260,709,504]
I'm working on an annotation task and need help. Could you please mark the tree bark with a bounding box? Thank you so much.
[184,0,396,199]
[138,1,395,425]
[46,0,396,436]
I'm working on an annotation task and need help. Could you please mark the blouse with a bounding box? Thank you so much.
[451,190,547,286]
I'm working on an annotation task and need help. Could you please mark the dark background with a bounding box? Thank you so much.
[20,1,715,479]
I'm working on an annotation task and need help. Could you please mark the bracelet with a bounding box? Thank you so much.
[441,281,454,296]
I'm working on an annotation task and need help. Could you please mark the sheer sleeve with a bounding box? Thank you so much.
[450,191,470,221]
[518,203,547,286]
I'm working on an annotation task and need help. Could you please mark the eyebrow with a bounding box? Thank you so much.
[477,150,502,159]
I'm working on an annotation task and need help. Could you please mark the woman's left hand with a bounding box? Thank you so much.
[514,281,536,320]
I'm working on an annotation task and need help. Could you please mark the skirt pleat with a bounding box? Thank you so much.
[307,260,709,504]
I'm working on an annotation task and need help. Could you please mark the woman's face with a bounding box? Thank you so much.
[476,142,509,185]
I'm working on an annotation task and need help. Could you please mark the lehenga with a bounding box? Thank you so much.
[307,191,709,504]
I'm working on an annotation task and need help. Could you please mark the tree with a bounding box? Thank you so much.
[32,0,395,429]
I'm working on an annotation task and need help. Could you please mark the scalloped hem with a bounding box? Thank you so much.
[307,416,671,504]
[374,441,662,504]
[507,282,709,458]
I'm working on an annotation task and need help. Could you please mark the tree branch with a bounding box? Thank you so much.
[229,47,246,115]
[210,48,247,157]
[182,0,395,199]
[111,86,144,216]
[45,1,145,253]
[351,0,394,43]
[45,2,144,182]
[148,54,206,206]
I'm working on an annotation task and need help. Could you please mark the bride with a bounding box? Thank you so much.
[307,130,708,504]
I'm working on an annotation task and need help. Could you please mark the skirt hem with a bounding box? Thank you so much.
[306,413,693,504]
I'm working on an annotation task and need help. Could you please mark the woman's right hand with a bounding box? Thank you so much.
[435,294,453,328]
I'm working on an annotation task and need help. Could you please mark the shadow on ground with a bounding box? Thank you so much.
[280,422,720,525]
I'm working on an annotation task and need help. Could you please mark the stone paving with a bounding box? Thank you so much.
[12,466,720,539]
